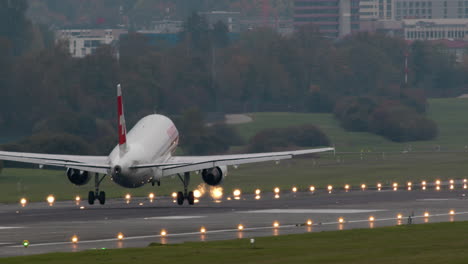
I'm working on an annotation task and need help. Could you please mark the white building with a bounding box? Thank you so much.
[150,20,183,33]
[360,0,378,20]
[56,29,127,58]
[360,0,393,20]
[403,19,468,40]
[395,0,468,20]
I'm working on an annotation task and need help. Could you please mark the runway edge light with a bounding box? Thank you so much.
[250,238,255,248]
[22,240,29,248]
[20,198,27,207]
[46,195,55,205]
[273,221,280,228]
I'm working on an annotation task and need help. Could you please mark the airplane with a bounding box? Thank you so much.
[0,84,334,206]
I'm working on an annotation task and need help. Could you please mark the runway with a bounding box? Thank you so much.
[0,186,467,258]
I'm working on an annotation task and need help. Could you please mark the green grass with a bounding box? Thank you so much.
[228,152,468,193]
[2,98,468,203]
[235,98,468,152]
[3,221,468,264]
[1,151,467,203]
[0,168,201,203]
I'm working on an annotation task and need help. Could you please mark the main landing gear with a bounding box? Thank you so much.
[88,173,106,205]
[176,172,195,205]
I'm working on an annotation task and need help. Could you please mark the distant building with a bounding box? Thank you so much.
[394,0,468,20]
[294,0,360,38]
[150,20,183,33]
[360,19,404,36]
[199,11,241,32]
[403,18,468,40]
[239,18,295,36]
[56,29,127,58]
[360,0,379,20]
[360,0,393,20]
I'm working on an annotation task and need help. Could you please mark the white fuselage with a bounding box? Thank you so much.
[108,114,179,188]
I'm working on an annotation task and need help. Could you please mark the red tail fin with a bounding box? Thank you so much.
[117,84,127,152]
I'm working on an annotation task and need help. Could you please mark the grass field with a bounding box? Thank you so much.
[0,151,467,203]
[1,98,468,203]
[3,221,468,264]
[235,98,468,152]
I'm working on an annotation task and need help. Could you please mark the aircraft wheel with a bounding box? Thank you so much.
[88,191,95,205]
[98,191,106,205]
[177,191,184,205]
[188,191,195,205]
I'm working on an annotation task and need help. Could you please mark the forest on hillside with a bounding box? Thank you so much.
[1,1,468,155]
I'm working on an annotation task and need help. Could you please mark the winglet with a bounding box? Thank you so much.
[117,84,128,155]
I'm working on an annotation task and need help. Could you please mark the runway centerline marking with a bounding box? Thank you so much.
[416,199,458,201]
[0,227,23,230]
[238,209,387,214]
[144,216,206,220]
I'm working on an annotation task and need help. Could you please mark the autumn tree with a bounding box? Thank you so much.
[0,0,32,55]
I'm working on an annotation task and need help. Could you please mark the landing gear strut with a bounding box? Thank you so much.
[176,172,194,205]
[88,173,106,205]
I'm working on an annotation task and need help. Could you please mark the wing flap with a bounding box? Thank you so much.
[161,154,293,176]
[0,150,110,174]
[131,147,334,176]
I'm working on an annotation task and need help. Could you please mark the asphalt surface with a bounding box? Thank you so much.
[0,184,467,258]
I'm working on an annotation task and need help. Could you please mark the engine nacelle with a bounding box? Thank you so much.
[67,168,91,186]
[201,166,227,186]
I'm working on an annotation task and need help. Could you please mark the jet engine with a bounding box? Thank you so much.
[67,168,91,186]
[201,166,227,186]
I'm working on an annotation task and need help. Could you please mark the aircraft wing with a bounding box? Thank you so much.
[0,150,111,174]
[132,147,334,177]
